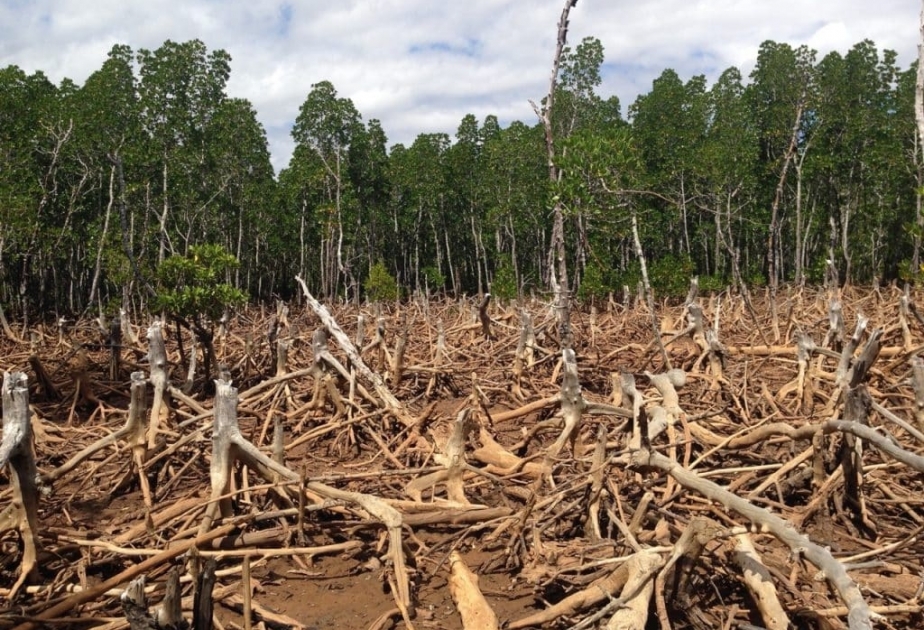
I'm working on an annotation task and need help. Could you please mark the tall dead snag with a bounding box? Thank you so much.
[478,293,494,340]
[631,211,671,369]
[109,318,122,380]
[295,275,412,426]
[531,0,578,347]
[914,0,924,269]
[629,448,874,630]
[0,372,41,599]
[202,379,414,618]
[147,319,171,449]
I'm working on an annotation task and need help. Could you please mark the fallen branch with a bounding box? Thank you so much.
[630,447,874,630]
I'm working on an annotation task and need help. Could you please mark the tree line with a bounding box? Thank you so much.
[0,36,919,321]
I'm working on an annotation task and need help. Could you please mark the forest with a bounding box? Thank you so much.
[0,34,920,321]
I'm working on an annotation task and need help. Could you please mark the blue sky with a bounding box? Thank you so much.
[0,0,918,173]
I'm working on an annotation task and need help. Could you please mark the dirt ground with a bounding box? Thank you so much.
[1,285,923,629]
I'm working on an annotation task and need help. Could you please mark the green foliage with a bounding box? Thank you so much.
[421,265,445,291]
[491,255,518,301]
[648,254,695,298]
[898,260,924,284]
[577,259,611,301]
[154,244,246,321]
[0,33,920,315]
[364,261,400,302]
[697,275,728,293]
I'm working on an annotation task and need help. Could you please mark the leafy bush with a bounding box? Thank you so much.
[898,259,924,285]
[648,254,695,297]
[154,244,246,322]
[421,265,445,291]
[697,274,728,293]
[364,260,400,301]
[577,260,610,302]
[491,255,518,301]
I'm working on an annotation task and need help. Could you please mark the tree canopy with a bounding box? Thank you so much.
[0,35,919,320]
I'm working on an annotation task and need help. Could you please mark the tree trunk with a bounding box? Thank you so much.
[914,1,924,271]
[533,0,579,324]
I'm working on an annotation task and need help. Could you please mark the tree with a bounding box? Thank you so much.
[630,69,709,261]
[137,39,232,266]
[204,97,276,298]
[292,80,362,298]
[348,118,391,297]
[698,67,758,283]
[154,244,246,382]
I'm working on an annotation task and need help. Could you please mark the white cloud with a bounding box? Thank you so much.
[0,0,917,173]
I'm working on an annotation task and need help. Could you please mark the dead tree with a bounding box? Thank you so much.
[547,348,586,462]
[202,379,415,617]
[478,293,494,341]
[912,355,924,433]
[405,408,475,504]
[296,276,412,425]
[44,371,150,514]
[531,0,580,335]
[147,319,171,449]
[120,569,185,630]
[629,447,874,630]
[109,317,122,381]
[0,372,41,599]
[914,0,924,269]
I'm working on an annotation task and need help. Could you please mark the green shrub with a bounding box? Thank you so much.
[648,254,695,297]
[491,255,518,301]
[577,260,610,302]
[154,244,246,322]
[697,275,727,293]
[364,260,400,301]
[421,265,445,291]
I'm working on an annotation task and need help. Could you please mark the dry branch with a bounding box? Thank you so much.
[630,447,874,630]
[295,275,412,425]
[732,534,790,630]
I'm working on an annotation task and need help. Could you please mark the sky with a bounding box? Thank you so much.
[0,0,919,174]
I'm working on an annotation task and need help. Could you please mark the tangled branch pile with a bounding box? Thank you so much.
[1,284,923,630]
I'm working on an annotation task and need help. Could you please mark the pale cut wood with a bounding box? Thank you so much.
[449,551,499,630]
[405,409,473,503]
[605,549,663,630]
[295,275,412,425]
[146,320,170,449]
[732,533,790,630]
[0,371,41,600]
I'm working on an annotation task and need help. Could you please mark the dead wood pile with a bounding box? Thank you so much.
[0,284,923,630]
